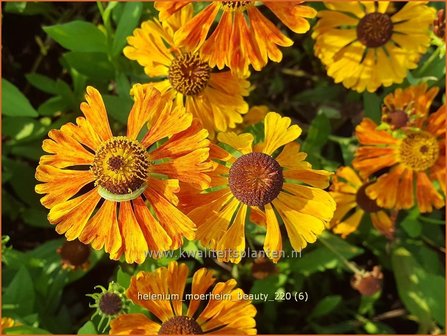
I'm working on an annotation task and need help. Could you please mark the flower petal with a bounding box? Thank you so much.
[264,203,282,263]
[110,313,161,335]
[260,112,301,155]
[35,165,95,209]
[187,268,216,317]
[79,86,113,142]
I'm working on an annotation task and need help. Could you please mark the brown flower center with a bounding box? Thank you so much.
[357,12,393,48]
[92,136,149,199]
[228,152,283,207]
[382,109,409,129]
[59,239,90,267]
[99,292,123,316]
[168,53,211,96]
[398,131,439,171]
[356,182,381,213]
[159,316,203,335]
[221,1,252,11]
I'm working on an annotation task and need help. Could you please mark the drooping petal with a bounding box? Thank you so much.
[217,204,248,263]
[110,313,161,335]
[264,203,282,263]
[117,201,149,264]
[48,188,101,240]
[79,199,122,259]
[187,268,216,317]
[35,165,95,208]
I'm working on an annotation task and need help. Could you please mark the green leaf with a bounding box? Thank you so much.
[250,274,287,303]
[391,247,433,332]
[302,112,331,154]
[4,2,54,16]
[401,215,422,238]
[2,79,38,117]
[26,73,59,94]
[117,266,132,288]
[112,2,143,56]
[309,295,341,319]
[5,325,50,335]
[37,96,70,116]
[292,232,364,275]
[43,21,107,53]
[103,94,133,123]
[78,321,98,335]
[421,273,445,327]
[362,92,381,123]
[3,266,36,316]
[64,52,114,80]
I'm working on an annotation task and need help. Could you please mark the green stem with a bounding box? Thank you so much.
[417,46,441,76]
[418,215,445,225]
[319,236,363,274]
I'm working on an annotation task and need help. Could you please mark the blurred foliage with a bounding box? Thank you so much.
[2,1,445,335]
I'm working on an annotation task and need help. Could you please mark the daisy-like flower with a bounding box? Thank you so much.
[35,85,211,264]
[110,261,257,335]
[181,112,336,263]
[312,1,435,92]
[352,104,446,213]
[123,5,250,137]
[381,83,439,129]
[330,166,395,239]
[155,1,317,76]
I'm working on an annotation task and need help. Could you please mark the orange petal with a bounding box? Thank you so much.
[265,2,316,33]
[127,269,174,322]
[79,200,122,259]
[40,128,94,168]
[61,117,103,152]
[127,85,163,140]
[48,188,101,240]
[132,197,173,254]
[370,211,395,239]
[141,100,192,148]
[110,313,161,335]
[144,187,196,249]
[79,86,113,142]
[35,165,95,208]
[174,3,220,50]
[187,268,216,317]
[167,261,189,316]
[416,172,444,213]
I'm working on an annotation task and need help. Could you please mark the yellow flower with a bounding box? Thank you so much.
[110,261,257,335]
[1,318,21,333]
[124,4,250,138]
[155,1,316,76]
[180,112,336,263]
[381,83,439,129]
[330,166,395,239]
[352,104,446,213]
[312,1,435,92]
[35,85,212,264]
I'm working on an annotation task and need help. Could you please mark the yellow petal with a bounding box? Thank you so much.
[217,131,254,155]
[110,313,160,335]
[187,268,216,317]
[261,112,301,155]
[217,204,248,263]
[264,203,282,263]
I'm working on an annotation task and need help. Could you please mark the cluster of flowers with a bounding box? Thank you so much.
[33,1,444,334]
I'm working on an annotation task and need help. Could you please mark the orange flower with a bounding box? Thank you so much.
[110,261,257,335]
[330,166,395,239]
[155,1,316,76]
[352,104,445,213]
[35,85,211,264]
[124,4,250,137]
[381,83,439,129]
